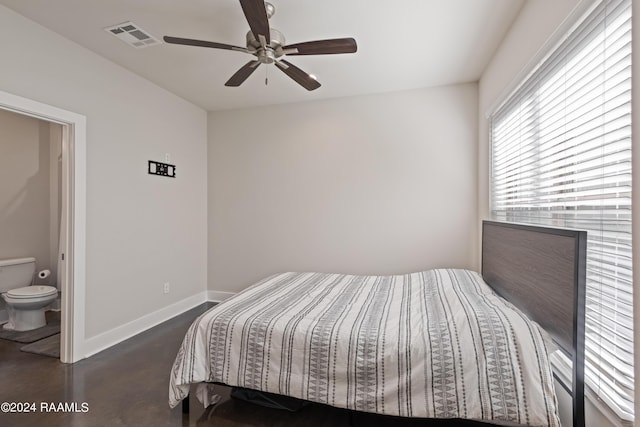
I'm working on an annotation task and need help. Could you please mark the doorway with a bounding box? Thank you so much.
[0,90,86,363]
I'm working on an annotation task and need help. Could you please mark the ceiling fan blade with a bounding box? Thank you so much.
[282,38,357,55]
[275,60,321,91]
[225,60,261,87]
[239,0,270,46]
[163,36,248,53]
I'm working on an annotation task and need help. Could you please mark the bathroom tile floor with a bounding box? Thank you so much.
[0,303,484,427]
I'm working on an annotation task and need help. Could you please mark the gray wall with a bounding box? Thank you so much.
[0,109,61,285]
[208,83,478,293]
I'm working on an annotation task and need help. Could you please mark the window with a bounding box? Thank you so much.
[489,0,633,421]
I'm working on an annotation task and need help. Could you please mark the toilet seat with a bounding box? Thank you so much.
[7,285,57,299]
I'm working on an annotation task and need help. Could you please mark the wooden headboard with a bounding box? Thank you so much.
[481,220,587,427]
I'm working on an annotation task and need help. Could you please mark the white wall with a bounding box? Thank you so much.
[208,83,478,293]
[0,6,208,345]
[478,1,634,426]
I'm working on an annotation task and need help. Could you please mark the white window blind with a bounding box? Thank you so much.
[490,0,633,420]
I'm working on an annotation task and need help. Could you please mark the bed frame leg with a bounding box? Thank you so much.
[182,395,189,414]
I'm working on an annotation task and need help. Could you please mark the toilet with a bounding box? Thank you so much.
[0,257,57,331]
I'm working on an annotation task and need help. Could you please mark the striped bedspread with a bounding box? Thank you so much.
[169,269,561,426]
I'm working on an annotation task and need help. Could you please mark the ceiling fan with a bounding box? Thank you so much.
[163,0,357,91]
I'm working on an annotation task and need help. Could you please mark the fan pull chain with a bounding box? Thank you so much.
[265,66,269,86]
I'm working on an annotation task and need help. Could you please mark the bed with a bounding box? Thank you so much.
[169,221,586,427]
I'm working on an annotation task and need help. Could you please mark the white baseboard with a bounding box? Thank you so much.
[207,290,236,302]
[82,291,208,358]
[80,289,237,360]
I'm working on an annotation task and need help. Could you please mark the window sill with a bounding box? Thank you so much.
[549,351,633,427]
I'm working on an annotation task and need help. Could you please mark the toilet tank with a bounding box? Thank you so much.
[0,258,36,293]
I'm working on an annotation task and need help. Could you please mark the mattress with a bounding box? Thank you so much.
[169,269,561,426]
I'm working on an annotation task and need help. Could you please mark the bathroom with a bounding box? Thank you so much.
[0,108,63,355]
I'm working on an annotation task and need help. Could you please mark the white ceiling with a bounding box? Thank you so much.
[0,0,524,111]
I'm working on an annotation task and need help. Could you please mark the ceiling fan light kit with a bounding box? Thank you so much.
[164,0,357,91]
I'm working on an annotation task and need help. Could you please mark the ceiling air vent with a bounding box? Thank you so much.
[105,21,160,48]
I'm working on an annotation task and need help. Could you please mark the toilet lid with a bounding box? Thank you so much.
[7,285,57,299]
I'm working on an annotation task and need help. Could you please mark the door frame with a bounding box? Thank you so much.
[0,90,86,363]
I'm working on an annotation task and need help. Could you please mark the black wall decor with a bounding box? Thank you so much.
[148,160,176,178]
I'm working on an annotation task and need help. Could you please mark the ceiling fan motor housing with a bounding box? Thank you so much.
[246,28,285,64]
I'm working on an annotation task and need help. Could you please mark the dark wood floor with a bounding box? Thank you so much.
[0,304,487,427]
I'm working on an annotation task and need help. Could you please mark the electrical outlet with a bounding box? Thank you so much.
[164,282,170,294]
